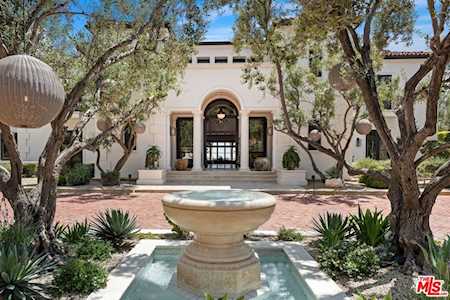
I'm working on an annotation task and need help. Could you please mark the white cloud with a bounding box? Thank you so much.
[204,26,234,41]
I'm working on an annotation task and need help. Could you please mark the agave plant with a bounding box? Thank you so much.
[351,206,390,247]
[312,212,351,249]
[53,222,68,240]
[419,235,450,292]
[0,245,55,300]
[0,222,35,250]
[61,219,90,244]
[92,209,138,249]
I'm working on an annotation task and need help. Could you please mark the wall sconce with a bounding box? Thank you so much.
[267,125,273,136]
[356,137,361,147]
[170,126,176,136]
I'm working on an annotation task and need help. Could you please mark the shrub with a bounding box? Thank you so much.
[359,175,388,189]
[0,245,55,300]
[54,259,107,295]
[92,209,138,249]
[418,156,448,177]
[22,163,37,177]
[355,292,392,300]
[0,222,35,249]
[277,227,304,241]
[204,294,244,300]
[437,130,450,143]
[53,222,67,240]
[165,213,190,240]
[351,206,390,247]
[313,212,351,249]
[100,170,120,186]
[282,146,300,170]
[343,243,380,278]
[318,241,380,279]
[0,162,11,173]
[69,239,113,261]
[325,166,339,179]
[59,164,92,186]
[61,220,91,244]
[419,235,450,294]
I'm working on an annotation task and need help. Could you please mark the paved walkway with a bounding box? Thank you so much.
[54,192,450,240]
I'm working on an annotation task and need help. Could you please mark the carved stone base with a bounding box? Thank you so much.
[176,238,261,298]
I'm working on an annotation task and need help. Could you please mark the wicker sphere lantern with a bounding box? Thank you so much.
[96,117,112,132]
[0,55,65,128]
[328,64,355,92]
[134,122,146,134]
[355,119,373,135]
[309,129,321,142]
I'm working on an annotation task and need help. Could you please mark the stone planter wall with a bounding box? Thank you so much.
[136,169,166,185]
[277,169,307,186]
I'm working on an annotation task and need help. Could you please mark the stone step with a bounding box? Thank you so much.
[166,170,277,183]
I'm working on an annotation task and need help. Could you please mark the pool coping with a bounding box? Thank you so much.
[87,239,349,300]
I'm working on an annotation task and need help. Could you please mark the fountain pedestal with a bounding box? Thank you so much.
[162,190,276,298]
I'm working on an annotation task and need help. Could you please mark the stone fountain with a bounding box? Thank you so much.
[162,190,276,298]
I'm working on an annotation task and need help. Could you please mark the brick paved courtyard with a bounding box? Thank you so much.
[53,192,450,240]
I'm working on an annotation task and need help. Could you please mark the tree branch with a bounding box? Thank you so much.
[415,143,450,167]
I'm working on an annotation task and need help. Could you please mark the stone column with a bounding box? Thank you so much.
[240,110,249,170]
[193,110,203,171]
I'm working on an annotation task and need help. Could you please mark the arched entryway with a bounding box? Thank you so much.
[203,99,239,169]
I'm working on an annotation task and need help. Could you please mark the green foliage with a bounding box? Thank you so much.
[359,175,388,189]
[54,259,107,296]
[0,245,54,300]
[313,212,351,249]
[437,131,450,143]
[282,146,301,170]
[53,222,67,240]
[146,146,161,169]
[69,239,113,261]
[354,292,393,300]
[61,220,91,244]
[325,166,339,179]
[0,222,35,248]
[100,170,120,186]
[59,164,92,186]
[204,293,244,300]
[92,209,138,249]
[0,162,11,173]
[419,235,450,293]
[354,159,390,189]
[134,232,159,240]
[277,227,304,241]
[318,241,380,279]
[164,214,190,240]
[352,206,390,247]
[22,163,37,178]
[418,156,448,177]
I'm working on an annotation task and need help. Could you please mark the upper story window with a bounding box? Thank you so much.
[308,121,321,150]
[188,57,192,64]
[377,75,393,110]
[309,50,322,77]
[232,56,246,63]
[1,132,18,160]
[214,56,228,63]
[197,57,210,64]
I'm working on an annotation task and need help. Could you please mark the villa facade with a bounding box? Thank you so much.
[0,42,430,182]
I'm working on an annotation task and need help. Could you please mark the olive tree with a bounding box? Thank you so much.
[0,0,206,250]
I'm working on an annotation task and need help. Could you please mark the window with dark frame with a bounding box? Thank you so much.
[214,56,228,63]
[232,56,246,63]
[1,132,18,160]
[176,118,194,169]
[308,121,321,150]
[123,126,137,151]
[309,50,322,77]
[377,74,393,110]
[197,57,210,63]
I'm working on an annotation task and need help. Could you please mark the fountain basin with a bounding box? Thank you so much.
[162,190,276,297]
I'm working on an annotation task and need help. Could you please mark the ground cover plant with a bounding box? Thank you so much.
[277,226,304,241]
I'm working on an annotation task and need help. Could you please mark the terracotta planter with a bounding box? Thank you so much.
[175,159,189,171]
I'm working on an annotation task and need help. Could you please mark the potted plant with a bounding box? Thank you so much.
[324,166,344,188]
[254,157,271,171]
[145,146,160,169]
[278,147,307,186]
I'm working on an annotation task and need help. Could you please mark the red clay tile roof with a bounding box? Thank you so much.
[382,50,431,59]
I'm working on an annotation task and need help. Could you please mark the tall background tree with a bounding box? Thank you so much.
[0,0,206,250]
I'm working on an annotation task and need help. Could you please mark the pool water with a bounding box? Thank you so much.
[121,247,315,300]
[171,190,271,202]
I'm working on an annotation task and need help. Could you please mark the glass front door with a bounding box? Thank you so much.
[249,117,267,169]
[176,118,193,168]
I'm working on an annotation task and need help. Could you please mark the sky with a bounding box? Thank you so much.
[204,1,433,51]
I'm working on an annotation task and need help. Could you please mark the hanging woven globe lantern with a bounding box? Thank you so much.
[0,55,65,128]
[309,129,321,142]
[355,119,373,135]
[328,64,355,92]
[134,122,146,134]
[96,117,112,132]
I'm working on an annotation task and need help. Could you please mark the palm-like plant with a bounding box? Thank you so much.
[0,245,55,300]
[61,219,90,244]
[351,206,390,247]
[420,235,450,292]
[313,212,351,248]
[92,209,138,249]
